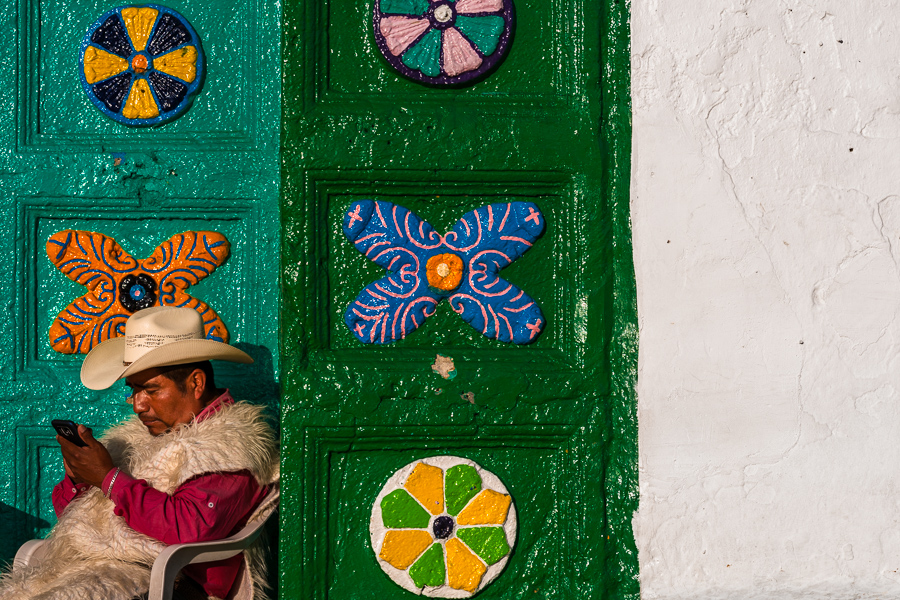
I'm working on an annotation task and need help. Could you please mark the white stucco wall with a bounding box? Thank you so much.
[631,1,900,598]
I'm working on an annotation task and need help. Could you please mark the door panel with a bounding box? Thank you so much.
[321,0,581,105]
[282,0,635,594]
[305,426,578,599]
[20,0,267,149]
[0,0,281,561]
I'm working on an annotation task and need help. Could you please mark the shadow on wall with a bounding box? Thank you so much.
[262,504,280,596]
[228,343,280,433]
[226,343,281,591]
[0,502,49,566]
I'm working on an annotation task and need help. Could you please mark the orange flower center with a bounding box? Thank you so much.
[131,54,148,73]
[426,253,464,292]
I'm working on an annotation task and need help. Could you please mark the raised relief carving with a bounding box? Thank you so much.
[46,231,229,354]
[370,456,517,596]
[80,6,204,126]
[373,0,514,85]
[343,200,545,344]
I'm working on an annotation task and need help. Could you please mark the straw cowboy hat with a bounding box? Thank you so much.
[80,306,253,390]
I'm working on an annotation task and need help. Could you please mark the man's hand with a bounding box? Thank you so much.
[57,425,115,489]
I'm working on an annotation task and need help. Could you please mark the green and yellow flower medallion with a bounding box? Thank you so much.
[370,456,517,596]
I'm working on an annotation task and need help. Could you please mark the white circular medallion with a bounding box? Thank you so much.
[370,456,517,597]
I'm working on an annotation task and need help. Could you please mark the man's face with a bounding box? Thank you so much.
[125,367,205,436]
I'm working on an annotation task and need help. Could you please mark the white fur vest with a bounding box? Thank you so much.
[0,401,279,600]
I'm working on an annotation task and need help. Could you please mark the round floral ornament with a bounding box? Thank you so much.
[370,456,516,596]
[80,5,204,126]
[374,0,514,85]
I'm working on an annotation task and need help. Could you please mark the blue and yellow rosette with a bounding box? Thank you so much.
[79,5,204,126]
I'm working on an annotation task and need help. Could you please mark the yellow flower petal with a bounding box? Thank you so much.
[379,530,434,570]
[446,538,487,593]
[82,46,128,85]
[120,7,158,52]
[121,78,159,120]
[456,489,511,525]
[404,462,444,515]
[153,46,198,83]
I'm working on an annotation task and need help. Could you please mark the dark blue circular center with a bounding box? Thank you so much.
[118,273,157,312]
[432,515,455,540]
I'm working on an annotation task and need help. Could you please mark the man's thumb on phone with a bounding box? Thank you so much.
[77,424,96,444]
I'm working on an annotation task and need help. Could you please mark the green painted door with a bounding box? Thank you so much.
[281,0,635,595]
[0,0,281,561]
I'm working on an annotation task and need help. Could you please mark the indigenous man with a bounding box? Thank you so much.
[0,306,279,600]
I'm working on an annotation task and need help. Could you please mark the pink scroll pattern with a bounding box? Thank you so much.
[342,200,545,344]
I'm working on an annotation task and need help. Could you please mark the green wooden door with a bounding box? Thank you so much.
[281,0,635,595]
[0,0,281,561]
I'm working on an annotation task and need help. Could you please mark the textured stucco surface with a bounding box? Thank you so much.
[632,1,900,598]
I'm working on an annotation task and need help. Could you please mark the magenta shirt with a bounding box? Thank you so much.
[52,392,269,599]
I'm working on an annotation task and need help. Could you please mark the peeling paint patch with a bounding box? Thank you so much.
[461,392,475,404]
[431,354,457,379]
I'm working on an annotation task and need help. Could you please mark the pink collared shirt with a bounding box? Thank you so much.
[52,391,268,599]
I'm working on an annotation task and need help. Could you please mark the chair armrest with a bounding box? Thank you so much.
[148,511,273,600]
[13,539,48,571]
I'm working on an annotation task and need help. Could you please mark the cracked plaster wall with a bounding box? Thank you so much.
[631,1,900,598]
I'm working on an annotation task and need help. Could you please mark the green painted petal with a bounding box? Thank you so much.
[381,0,430,15]
[457,527,510,565]
[409,543,446,587]
[445,464,481,516]
[454,16,504,56]
[402,28,442,77]
[381,489,431,528]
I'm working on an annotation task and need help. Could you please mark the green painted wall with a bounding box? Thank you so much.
[280,0,635,597]
[0,0,281,561]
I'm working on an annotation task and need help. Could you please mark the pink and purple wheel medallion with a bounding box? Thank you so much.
[374,0,514,85]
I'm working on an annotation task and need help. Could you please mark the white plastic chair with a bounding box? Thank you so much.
[12,538,47,571]
[13,487,279,600]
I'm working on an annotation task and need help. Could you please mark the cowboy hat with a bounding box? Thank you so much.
[80,306,253,390]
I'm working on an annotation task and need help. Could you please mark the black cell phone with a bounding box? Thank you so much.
[52,419,87,447]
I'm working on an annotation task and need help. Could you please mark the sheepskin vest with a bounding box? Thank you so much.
[0,401,279,600]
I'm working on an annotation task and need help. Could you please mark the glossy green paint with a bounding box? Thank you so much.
[282,0,634,597]
[0,0,280,563]
[456,527,509,565]
[381,489,432,528]
[409,543,447,588]
[446,464,480,516]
